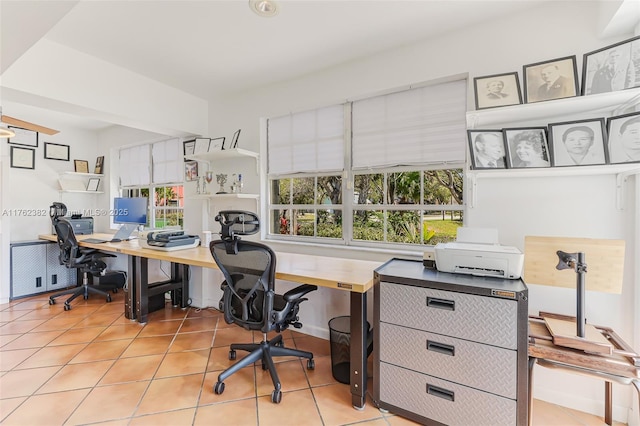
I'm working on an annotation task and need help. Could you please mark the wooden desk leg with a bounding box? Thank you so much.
[528,357,537,426]
[605,381,613,425]
[350,291,367,410]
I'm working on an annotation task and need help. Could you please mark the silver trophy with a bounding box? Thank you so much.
[216,173,228,194]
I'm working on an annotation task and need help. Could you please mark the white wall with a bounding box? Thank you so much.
[203,2,638,421]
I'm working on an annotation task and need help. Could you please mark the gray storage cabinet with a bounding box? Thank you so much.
[11,241,76,299]
[373,258,528,425]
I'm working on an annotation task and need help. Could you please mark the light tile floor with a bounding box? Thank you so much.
[0,291,625,425]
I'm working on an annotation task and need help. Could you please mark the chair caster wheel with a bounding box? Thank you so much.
[64,304,71,311]
[307,359,315,370]
[229,350,236,360]
[214,381,225,395]
[106,295,112,303]
[84,295,89,300]
[49,299,55,305]
[271,389,282,404]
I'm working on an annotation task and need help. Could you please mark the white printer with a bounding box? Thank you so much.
[433,227,524,279]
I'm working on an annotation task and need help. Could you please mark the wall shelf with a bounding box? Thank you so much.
[187,193,259,200]
[60,171,105,178]
[466,87,640,129]
[59,190,105,194]
[185,148,259,174]
[58,171,104,194]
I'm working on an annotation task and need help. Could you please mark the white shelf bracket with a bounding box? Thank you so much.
[616,167,640,210]
[468,173,478,209]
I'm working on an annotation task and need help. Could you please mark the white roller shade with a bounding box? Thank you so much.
[119,144,150,186]
[152,138,182,184]
[268,104,344,175]
[352,80,467,169]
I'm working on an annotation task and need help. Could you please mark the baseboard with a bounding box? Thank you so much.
[534,387,630,423]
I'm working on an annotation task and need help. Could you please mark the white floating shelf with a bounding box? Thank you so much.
[188,193,259,200]
[59,190,104,194]
[185,148,259,162]
[60,171,105,178]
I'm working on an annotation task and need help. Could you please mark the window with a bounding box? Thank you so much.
[266,77,467,249]
[118,138,184,229]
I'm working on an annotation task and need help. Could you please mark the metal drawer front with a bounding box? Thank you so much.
[379,322,517,399]
[379,362,515,426]
[380,281,517,349]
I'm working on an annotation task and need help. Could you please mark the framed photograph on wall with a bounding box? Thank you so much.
[183,139,196,156]
[467,130,507,169]
[194,138,210,154]
[8,126,38,147]
[582,35,640,96]
[209,137,225,151]
[10,146,35,169]
[606,111,640,164]
[548,118,607,167]
[472,72,522,110]
[230,129,241,149]
[523,56,579,103]
[44,142,70,161]
[503,127,551,169]
[74,159,89,173]
[86,178,100,191]
[185,160,198,181]
[94,156,104,174]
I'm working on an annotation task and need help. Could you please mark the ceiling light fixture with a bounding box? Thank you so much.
[0,108,16,139]
[249,0,279,17]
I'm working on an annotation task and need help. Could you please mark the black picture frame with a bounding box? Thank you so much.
[74,159,89,173]
[582,35,640,96]
[44,142,70,161]
[10,146,35,169]
[183,139,196,156]
[606,111,640,164]
[210,137,225,151]
[94,156,104,174]
[473,72,523,110]
[231,129,241,149]
[7,126,38,147]
[86,178,100,191]
[503,127,551,169]
[523,56,579,104]
[467,130,507,169]
[548,118,607,167]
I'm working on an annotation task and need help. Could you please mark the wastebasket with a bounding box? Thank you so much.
[328,315,372,384]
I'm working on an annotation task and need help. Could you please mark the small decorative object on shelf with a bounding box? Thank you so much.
[185,160,198,181]
[216,173,228,194]
[204,171,214,194]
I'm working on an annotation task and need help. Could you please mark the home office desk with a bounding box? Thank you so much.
[39,233,381,410]
[528,314,640,426]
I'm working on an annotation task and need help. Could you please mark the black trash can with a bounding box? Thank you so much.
[328,315,372,384]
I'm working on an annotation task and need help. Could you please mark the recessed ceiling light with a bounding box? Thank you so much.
[249,0,279,17]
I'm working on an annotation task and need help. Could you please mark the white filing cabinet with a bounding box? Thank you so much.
[374,258,528,425]
[10,241,76,299]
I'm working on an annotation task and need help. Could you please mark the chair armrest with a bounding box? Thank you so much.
[283,284,317,302]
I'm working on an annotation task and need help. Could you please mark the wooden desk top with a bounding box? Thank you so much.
[39,234,380,293]
[528,315,640,380]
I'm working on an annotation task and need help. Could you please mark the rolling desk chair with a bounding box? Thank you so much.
[48,202,118,311]
[210,210,317,404]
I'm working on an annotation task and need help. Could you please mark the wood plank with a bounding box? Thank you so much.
[544,317,613,355]
[524,236,625,293]
[1,115,59,135]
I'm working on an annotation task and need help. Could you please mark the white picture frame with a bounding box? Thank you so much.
[194,138,210,154]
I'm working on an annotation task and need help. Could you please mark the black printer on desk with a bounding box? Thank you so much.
[52,215,94,235]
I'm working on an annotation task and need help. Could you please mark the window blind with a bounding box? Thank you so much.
[152,138,182,184]
[268,104,344,175]
[119,144,150,187]
[352,80,467,169]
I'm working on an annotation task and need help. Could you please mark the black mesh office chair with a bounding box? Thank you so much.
[48,202,116,311]
[210,210,317,404]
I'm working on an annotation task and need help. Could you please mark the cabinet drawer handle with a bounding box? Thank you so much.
[427,384,455,402]
[427,340,455,356]
[426,297,455,311]
[36,277,42,288]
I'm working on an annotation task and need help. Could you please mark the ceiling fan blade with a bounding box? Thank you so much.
[1,115,59,135]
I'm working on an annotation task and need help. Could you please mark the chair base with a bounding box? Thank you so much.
[214,334,315,403]
[49,273,114,310]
